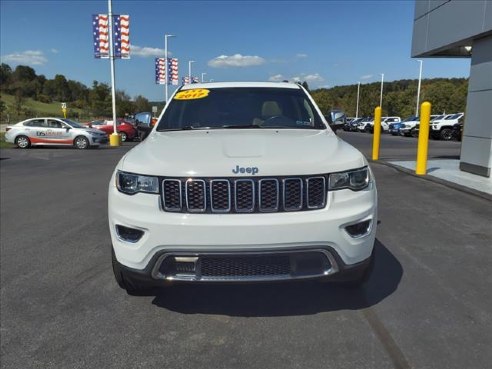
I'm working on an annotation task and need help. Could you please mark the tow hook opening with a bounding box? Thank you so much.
[345,219,372,238]
[115,225,144,243]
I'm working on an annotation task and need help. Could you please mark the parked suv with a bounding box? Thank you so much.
[108,82,377,294]
[430,113,464,140]
[367,116,401,133]
[325,109,346,132]
[134,112,157,141]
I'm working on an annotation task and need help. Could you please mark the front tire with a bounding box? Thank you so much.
[440,128,453,141]
[74,136,90,149]
[15,135,31,149]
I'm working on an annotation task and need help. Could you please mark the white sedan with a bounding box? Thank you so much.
[5,117,108,149]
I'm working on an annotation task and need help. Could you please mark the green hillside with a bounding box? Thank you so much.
[1,94,85,123]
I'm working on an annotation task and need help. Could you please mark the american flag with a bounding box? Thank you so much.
[93,14,129,59]
[155,58,166,84]
[113,15,130,59]
[92,14,109,58]
[155,58,179,85]
[169,58,179,85]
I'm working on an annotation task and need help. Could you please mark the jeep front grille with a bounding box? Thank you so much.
[161,176,327,213]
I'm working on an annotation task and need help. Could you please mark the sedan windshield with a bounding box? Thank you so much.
[157,87,326,131]
[62,119,85,128]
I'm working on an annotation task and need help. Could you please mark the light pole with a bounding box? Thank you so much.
[164,34,175,103]
[379,73,384,109]
[416,59,423,116]
[188,60,195,83]
[356,81,361,118]
[201,72,207,83]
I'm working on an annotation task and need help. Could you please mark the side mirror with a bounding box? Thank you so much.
[66,127,71,132]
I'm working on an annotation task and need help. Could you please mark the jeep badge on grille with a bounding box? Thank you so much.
[232,165,259,175]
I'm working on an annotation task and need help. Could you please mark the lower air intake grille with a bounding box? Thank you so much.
[201,255,291,279]
[155,250,336,282]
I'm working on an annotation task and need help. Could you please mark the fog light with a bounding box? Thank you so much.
[345,219,372,238]
[115,225,144,243]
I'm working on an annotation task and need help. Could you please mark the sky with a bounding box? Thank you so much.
[1,0,471,101]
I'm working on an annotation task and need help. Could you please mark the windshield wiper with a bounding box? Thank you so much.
[158,126,216,131]
[221,124,261,129]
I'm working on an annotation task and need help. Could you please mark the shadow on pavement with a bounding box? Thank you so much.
[151,239,403,317]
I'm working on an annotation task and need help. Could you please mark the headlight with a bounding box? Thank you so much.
[116,171,159,195]
[329,167,369,191]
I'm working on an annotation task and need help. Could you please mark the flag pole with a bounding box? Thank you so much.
[108,0,119,145]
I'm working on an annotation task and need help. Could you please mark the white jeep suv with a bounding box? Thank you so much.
[430,113,464,140]
[108,82,377,294]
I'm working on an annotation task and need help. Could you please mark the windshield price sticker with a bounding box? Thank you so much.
[174,89,210,100]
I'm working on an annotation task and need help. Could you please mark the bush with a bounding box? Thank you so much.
[37,94,52,103]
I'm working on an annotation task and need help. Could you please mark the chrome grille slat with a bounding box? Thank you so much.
[162,179,182,211]
[210,179,231,213]
[162,176,327,213]
[259,179,279,212]
[186,179,207,212]
[283,178,303,211]
[235,179,255,213]
[307,177,326,209]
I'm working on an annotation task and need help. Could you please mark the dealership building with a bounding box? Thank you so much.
[412,0,492,177]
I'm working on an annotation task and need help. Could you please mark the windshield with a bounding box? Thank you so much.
[431,115,444,121]
[446,113,461,120]
[62,119,85,128]
[402,116,418,122]
[157,87,326,131]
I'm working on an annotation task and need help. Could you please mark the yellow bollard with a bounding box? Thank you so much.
[372,106,382,160]
[109,133,120,147]
[416,102,432,175]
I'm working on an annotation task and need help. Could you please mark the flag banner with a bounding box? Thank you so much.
[155,58,166,84]
[155,58,179,85]
[169,58,179,85]
[93,14,109,58]
[113,14,130,59]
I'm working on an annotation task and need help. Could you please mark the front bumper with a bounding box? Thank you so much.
[92,136,108,145]
[108,174,377,281]
[114,246,375,285]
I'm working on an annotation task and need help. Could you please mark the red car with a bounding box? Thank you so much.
[89,119,138,142]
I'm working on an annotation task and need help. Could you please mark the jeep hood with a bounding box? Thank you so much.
[119,129,367,177]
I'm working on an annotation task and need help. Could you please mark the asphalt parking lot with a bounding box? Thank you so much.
[1,135,491,369]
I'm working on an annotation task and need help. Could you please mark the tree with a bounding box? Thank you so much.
[12,65,36,82]
[0,63,12,87]
[133,95,151,112]
[53,74,69,101]
[89,81,112,117]
[14,90,25,117]
[116,90,135,117]
[0,98,6,116]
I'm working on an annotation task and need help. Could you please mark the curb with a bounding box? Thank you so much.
[370,159,492,202]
